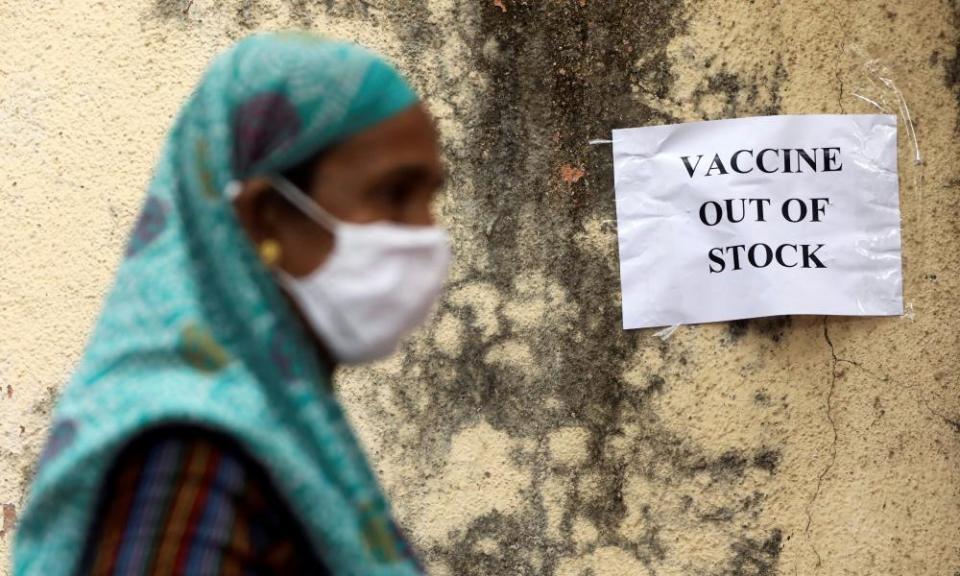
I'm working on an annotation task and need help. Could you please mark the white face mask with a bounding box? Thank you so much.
[256,175,451,364]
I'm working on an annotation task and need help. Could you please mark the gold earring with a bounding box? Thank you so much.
[259,239,281,266]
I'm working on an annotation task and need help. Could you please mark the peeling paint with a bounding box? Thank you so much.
[0,505,15,541]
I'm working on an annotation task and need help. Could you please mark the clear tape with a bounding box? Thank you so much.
[850,92,891,113]
[589,139,613,145]
[848,43,925,317]
[848,44,921,165]
[900,301,915,321]
[879,76,920,165]
[653,324,681,340]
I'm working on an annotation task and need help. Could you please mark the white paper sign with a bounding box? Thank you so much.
[612,114,903,329]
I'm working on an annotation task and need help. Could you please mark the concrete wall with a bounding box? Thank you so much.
[1,1,958,574]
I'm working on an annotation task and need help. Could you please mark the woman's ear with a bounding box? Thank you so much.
[230,173,336,276]
[231,177,282,246]
[230,178,292,270]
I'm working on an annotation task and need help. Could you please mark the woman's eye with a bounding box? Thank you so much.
[381,184,411,205]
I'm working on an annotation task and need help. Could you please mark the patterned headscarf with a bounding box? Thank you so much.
[14,32,423,575]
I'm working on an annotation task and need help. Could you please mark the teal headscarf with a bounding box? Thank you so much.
[14,32,423,575]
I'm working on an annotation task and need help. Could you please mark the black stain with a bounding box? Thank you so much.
[151,0,194,19]
[727,316,791,344]
[946,6,960,133]
[21,385,59,494]
[727,529,783,576]
[692,69,742,116]
[690,58,786,119]
[151,0,370,25]
[752,448,781,474]
[728,319,751,342]
[445,2,686,562]
[380,0,689,448]
[757,316,792,344]
[645,375,666,395]
[235,0,267,28]
[442,511,546,576]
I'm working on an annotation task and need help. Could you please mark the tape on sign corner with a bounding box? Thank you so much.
[847,43,921,165]
[900,301,915,321]
[850,92,891,114]
[653,324,682,340]
[588,139,614,145]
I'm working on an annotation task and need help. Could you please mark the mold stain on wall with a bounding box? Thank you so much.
[363,1,792,574]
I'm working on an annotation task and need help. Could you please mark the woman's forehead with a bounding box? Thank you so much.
[346,105,437,149]
[322,106,442,174]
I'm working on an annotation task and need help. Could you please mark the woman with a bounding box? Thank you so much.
[14,31,449,575]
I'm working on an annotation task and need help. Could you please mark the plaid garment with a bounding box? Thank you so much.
[78,426,330,575]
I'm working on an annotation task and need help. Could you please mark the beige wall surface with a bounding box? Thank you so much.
[1,1,958,574]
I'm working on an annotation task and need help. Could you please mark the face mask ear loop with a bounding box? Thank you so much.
[266,174,341,233]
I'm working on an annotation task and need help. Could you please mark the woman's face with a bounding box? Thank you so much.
[233,103,446,277]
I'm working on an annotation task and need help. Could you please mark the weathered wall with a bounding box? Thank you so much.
[1,1,958,574]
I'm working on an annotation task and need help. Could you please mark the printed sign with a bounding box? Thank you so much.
[612,114,903,329]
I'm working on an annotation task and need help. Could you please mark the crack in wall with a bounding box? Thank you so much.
[804,317,841,569]
[805,313,960,570]
[836,37,847,114]
[844,352,960,439]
